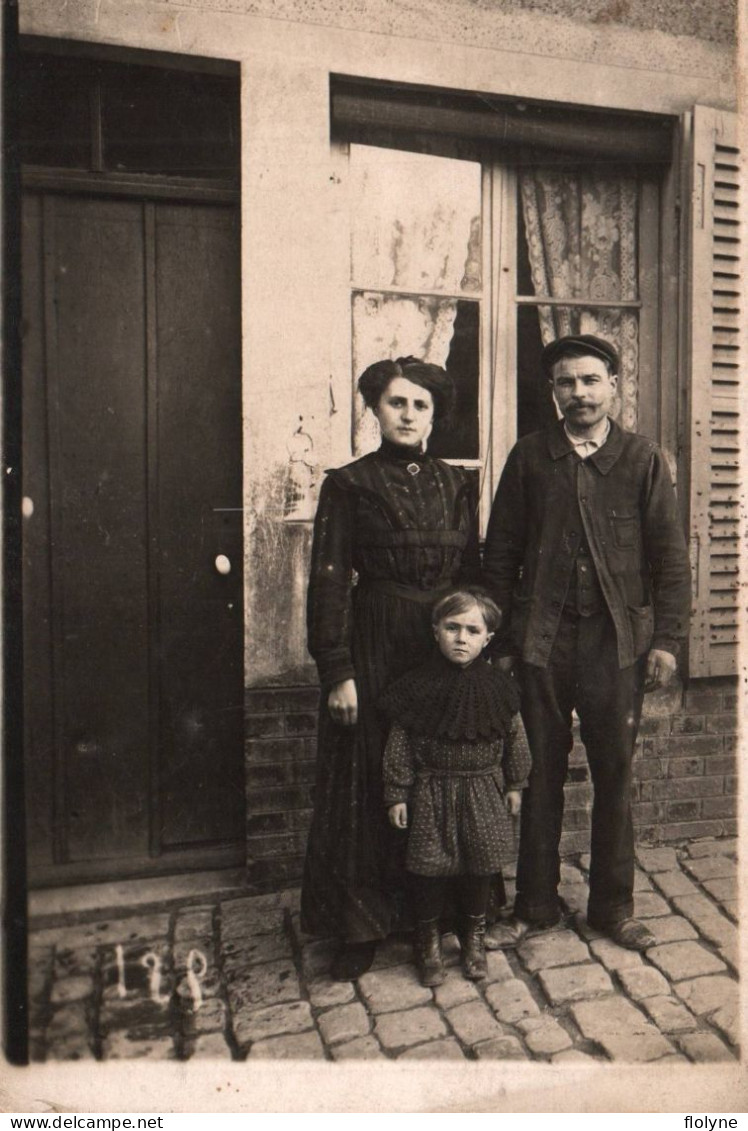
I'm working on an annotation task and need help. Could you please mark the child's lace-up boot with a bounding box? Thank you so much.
[459,914,488,980]
[414,918,446,987]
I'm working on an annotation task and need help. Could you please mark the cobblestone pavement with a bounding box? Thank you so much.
[28,837,739,1064]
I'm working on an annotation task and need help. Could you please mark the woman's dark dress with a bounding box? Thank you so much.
[300,440,480,942]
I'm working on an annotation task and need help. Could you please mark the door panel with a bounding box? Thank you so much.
[154,204,244,847]
[22,192,244,879]
[49,196,152,861]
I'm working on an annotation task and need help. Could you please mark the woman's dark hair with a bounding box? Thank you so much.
[432,586,502,634]
[358,356,456,422]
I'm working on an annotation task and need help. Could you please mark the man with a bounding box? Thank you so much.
[483,335,691,950]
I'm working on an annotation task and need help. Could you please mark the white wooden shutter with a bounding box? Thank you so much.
[686,106,742,677]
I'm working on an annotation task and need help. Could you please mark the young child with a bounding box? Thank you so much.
[379,587,531,986]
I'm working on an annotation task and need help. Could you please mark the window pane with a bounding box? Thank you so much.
[517,303,639,434]
[352,291,480,459]
[517,171,641,432]
[19,58,92,169]
[518,169,639,301]
[102,67,239,177]
[350,145,481,294]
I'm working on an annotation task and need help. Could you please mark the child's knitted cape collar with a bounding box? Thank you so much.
[378,652,520,742]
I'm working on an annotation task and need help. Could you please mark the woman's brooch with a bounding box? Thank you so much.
[406,462,420,476]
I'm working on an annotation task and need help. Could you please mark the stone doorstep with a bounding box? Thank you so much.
[32,916,171,950]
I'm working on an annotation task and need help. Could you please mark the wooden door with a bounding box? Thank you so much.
[22,191,244,883]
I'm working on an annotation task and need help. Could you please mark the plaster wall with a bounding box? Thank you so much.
[20,0,737,685]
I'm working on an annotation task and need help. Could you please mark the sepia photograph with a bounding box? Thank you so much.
[1,0,745,1115]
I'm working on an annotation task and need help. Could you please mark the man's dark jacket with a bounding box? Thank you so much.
[483,418,692,670]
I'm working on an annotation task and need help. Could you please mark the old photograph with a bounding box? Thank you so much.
[3,0,744,1114]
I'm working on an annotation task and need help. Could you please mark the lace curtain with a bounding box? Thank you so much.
[519,170,639,429]
[350,146,481,454]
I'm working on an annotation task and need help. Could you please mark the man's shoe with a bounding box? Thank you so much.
[330,940,377,981]
[596,917,656,952]
[485,915,560,950]
[484,917,532,949]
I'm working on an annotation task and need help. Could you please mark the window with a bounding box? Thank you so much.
[336,80,669,530]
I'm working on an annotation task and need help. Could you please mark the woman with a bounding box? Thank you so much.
[301,356,481,980]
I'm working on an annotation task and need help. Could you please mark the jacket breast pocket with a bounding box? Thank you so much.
[610,510,638,549]
[628,604,654,657]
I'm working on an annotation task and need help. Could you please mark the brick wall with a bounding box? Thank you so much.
[246,676,738,891]
[560,675,739,856]
[245,687,319,891]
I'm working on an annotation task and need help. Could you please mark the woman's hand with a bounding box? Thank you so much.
[388,803,408,829]
[505,789,522,816]
[327,678,358,726]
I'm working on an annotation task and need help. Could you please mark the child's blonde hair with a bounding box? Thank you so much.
[431,587,502,634]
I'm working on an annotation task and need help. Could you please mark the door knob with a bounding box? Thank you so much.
[215,554,231,575]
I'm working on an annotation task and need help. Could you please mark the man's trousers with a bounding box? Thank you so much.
[514,609,647,928]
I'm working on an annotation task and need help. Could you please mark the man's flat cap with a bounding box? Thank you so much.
[541,334,619,376]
